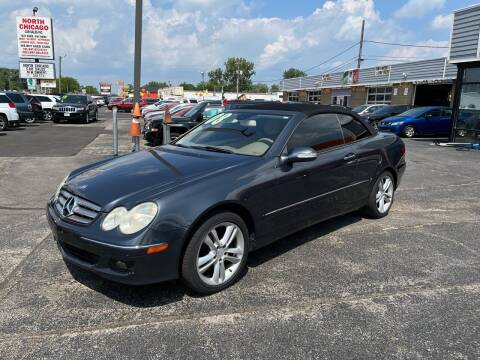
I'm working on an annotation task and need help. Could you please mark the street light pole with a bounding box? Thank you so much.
[58,54,67,93]
[133,0,142,103]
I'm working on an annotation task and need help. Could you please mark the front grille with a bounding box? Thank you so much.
[55,189,101,224]
[56,106,77,112]
[61,242,99,265]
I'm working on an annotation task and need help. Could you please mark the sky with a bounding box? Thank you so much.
[0,0,478,89]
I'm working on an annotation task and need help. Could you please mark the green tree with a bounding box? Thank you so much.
[83,85,98,95]
[270,84,280,92]
[179,82,196,91]
[0,68,25,90]
[223,57,255,92]
[207,68,224,90]
[141,81,169,89]
[56,76,80,93]
[196,81,210,92]
[250,83,269,93]
[283,68,307,79]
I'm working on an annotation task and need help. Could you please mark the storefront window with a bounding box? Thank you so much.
[308,90,321,102]
[367,87,392,104]
[455,68,480,142]
[288,91,299,102]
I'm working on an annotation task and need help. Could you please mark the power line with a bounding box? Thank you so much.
[302,42,359,73]
[365,54,427,60]
[364,40,449,49]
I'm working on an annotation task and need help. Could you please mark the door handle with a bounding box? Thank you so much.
[343,153,357,162]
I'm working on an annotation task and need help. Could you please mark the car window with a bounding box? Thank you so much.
[176,111,291,156]
[442,109,452,116]
[287,113,344,152]
[0,95,9,103]
[6,93,25,103]
[36,96,51,102]
[60,95,87,104]
[337,114,370,143]
[428,109,441,117]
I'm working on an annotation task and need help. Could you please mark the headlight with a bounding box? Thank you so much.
[101,202,158,234]
[390,121,404,126]
[54,175,69,201]
[101,207,128,231]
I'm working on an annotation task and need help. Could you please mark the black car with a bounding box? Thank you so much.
[362,104,412,128]
[5,92,35,124]
[51,94,98,124]
[47,103,406,294]
[166,100,222,139]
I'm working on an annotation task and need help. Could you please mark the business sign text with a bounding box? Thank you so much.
[19,62,55,79]
[16,16,54,60]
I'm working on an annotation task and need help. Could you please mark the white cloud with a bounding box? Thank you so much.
[431,14,453,30]
[395,0,445,18]
[55,18,100,62]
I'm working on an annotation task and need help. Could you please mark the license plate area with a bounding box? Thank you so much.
[64,112,70,117]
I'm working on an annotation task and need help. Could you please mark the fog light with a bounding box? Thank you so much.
[115,260,128,270]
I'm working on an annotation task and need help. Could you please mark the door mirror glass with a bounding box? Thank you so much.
[281,147,317,164]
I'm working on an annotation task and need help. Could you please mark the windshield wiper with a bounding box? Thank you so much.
[190,145,234,154]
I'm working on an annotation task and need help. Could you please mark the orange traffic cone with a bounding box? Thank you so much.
[130,102,141,137]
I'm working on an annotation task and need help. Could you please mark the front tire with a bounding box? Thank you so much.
[403,125,415,138]
[43,110,53,121]
[84,112,90,124]
[364,171,395,219]
[24,117,35,124]
[181,212,249,295]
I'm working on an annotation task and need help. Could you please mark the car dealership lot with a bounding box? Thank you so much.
[0,113,479,358]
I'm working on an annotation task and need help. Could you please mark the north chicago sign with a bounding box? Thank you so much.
[16,16,54,60]
[19,62,55,79]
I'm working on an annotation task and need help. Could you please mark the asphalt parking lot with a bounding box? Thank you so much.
[0,113,479,359]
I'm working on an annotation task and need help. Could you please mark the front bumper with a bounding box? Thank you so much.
[52,111,86,120]
[378,124,402,135]
[46,203,181,285]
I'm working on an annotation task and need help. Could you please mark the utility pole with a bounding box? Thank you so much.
[201,71,205,100]
[236,60,242,99]
[58,54,66,93]
[133,0,142,103]
[357,19,365,69]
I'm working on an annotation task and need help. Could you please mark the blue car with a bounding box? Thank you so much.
[377,106,452,138]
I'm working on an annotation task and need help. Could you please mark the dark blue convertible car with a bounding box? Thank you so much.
[47,102,406,294]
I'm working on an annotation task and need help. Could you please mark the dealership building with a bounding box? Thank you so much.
[448,4,480,143]
[280,57,457,109]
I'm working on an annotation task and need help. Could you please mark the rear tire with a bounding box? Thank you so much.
[363,171,395,219]
[403,125,415,138]
[24,117,35,124]
[0,115,7,131]
[181,212,249,295]
[43,110,53,121]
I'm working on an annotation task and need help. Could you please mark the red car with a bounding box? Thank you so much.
[107,97,148,111]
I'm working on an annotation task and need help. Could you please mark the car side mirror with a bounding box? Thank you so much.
[281,147,317,164]
[426,114,432,119]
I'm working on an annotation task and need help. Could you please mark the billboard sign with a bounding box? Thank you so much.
[99,83,112,95]
[19,62,55,79]
[40,79,56,88]
[16,16,54,60]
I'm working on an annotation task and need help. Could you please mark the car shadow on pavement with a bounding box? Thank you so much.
[248,212,363,268]
[66,263,187,307]
[65,212,363,306]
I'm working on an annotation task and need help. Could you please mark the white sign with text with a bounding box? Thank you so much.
[16,16,54,60]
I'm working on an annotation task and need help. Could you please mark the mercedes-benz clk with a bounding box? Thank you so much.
[47,102,406,294]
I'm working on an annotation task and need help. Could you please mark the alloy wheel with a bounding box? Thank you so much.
[376,175,394,214]
[44,111,53,121]
[404,126,415,138]
[24,117,35,124]
[196,222,245,286]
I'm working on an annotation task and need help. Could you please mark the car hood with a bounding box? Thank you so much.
[65,145,254,209]
[55,103,86,108]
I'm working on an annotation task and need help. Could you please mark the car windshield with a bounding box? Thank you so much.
[371,106,397,115]
[183,103,203,117]
[352,105,369,112]
[397,107,431,117]
[60,95,87,104]
[175,111,291,156]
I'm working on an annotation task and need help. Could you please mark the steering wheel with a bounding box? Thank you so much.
[257,138,274,145]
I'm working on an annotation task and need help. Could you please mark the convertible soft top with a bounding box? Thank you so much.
[225,101,355,117]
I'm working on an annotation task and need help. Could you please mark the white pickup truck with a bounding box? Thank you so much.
[0,92,20,131]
